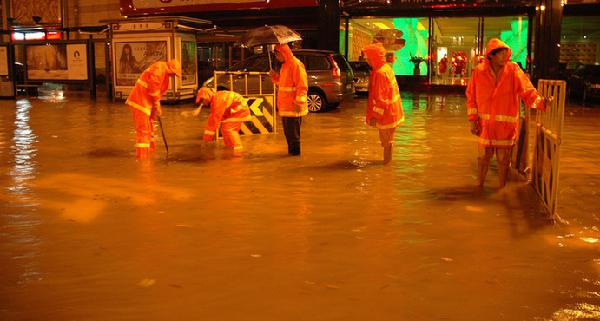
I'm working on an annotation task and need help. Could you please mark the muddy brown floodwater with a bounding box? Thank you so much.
[1,92,600,321]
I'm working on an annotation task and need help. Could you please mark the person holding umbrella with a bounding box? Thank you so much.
[269,43,308,156]
[125,59,181,160]
[241,25,307,156]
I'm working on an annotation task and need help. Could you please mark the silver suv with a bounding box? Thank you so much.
[202,49,355,112]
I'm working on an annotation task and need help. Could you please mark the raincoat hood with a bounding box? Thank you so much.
[196,87,215,104]
[166,59,182,77]
[274,43,294,62]
[363,42,386,70]
[485,38,512,63]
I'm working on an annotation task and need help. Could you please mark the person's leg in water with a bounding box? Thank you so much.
[477,146,494,187]
[221,122,243,157]
[282,116,302,156]
[379,128,396,165]
[131,108,152,161]
[496,147,513,188]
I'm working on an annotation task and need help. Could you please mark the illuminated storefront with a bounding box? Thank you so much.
[340,1,536,86]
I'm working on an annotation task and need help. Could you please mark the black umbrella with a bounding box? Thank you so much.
[241,25,302,69]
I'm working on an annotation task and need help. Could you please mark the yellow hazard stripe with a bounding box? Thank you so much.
[468,108,478,115]
[136,79,149,88]
[126,100,152,116]
[376,115,405,129]
[222,116,253,123]
[250,116,269,134]
[478,113,518,122]
[373,107,385,115]
[262,106,274,128]
[240,124,253,135]
[279,110,308,117]
[279,86,296,92]
[135,143,150,148]
[478,138,514,146]
[248,98,264,116]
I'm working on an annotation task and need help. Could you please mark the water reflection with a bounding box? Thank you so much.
[1,98,42,286]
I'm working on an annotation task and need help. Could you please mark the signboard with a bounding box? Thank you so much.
[181,41,197,85]
[132,0,258,9]
[115,41,167,86]
[121,0,318,15]
[25,43,89,81]
[343,0,536,8]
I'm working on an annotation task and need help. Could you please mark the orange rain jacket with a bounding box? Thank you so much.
[363,43,404,129]
[198,89,251,140]
[466,38,544,148]
[125,61,172,116]
[271,44,308,117]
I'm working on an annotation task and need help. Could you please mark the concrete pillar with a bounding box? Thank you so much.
[318,0,340,52]
[533,0,564,80]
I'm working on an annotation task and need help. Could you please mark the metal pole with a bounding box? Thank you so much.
[87,37,96,99]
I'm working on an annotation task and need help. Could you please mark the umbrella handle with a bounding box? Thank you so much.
[267,49,272,71]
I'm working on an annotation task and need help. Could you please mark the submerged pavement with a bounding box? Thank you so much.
[1,92,600,321]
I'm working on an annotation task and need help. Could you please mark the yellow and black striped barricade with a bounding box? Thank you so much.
[532,79,566,219]
[211,70,277,141]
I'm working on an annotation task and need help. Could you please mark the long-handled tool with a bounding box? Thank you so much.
[157,116,169,155]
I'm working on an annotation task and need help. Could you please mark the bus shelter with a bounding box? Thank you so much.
[105,16,214,102]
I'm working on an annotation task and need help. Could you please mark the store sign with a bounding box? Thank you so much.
[132,0,260,9]
[345,0,535,7]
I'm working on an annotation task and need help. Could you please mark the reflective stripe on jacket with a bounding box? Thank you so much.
[125,61,171,116]
[203,91,251,138]
[465,38,541,148]
[363,43,404,129]
[272,44,308,117]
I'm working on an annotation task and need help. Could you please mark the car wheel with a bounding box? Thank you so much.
[307,90,326,112]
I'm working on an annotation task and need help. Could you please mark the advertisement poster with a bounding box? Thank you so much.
[26,44,89,80]
[132,0,257,9]
[0,46,8,76]
[181,41,197,85]
[26,44,68,80]
[115,41,167,86]
[66,44,88,80]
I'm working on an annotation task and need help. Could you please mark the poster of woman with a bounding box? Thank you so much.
[115,41,167,86]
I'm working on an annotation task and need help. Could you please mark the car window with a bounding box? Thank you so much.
[332,55,351,72]
[304,55,331,71]
[350,62,371,72]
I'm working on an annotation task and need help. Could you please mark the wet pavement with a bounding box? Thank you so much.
[1,92,600,321]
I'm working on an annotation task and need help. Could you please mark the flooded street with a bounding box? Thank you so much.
[1,92,600,321]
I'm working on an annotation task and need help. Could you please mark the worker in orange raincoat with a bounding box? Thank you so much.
[196,87,251,156]
[269,43,308,156]
[466,38,545,188]
[125,59,181,160]
[363,42,405,164]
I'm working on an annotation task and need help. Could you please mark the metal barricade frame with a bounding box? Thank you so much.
[532,79,566,219]
[212,70,277,141]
